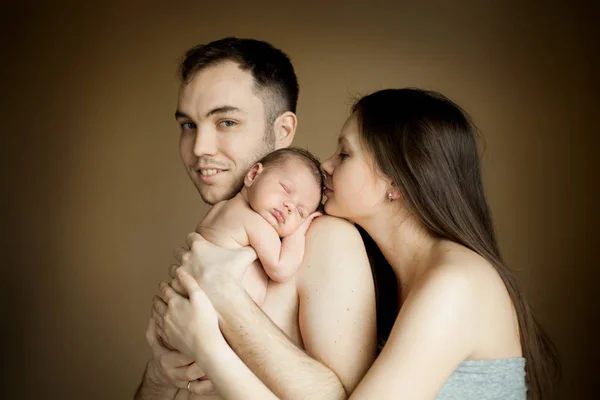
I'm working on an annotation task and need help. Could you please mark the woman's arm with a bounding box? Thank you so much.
[175,217,377,400]
[348,264,490,399]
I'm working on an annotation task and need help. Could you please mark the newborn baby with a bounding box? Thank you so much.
[196,147,323,304]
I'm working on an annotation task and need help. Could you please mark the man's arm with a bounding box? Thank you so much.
[201,216,377,400]
[134,362,178,400]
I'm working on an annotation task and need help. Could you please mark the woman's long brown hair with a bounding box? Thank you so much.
[353,88,560,399]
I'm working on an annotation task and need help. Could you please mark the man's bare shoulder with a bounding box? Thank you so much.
[298,215,370,283]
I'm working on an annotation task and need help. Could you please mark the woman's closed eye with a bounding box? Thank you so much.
[338,152,349,160]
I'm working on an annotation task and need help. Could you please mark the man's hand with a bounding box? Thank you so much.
[144,310,207,393]
[154,270,225,364]
[170,232,257,285]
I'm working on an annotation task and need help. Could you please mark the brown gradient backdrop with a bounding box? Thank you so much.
[2,1,597,399]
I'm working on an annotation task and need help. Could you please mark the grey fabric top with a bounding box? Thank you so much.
[436,357,526,400]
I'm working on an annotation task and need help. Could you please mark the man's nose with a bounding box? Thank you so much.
[193,128,218,157]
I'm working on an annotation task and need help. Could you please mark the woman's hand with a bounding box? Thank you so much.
[153,269,226,366]
[170,232,258,286]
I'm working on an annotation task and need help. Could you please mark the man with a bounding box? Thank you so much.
[135,38,377,400]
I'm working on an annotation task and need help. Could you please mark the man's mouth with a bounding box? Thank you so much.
[199,169,224,176]
[323,185,334,196]
[196,168,227,181]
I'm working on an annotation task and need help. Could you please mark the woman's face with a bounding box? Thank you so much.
[321,114,389,221]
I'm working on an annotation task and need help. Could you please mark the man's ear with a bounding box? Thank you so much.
[244,163,264,187]
[273,111,297,149]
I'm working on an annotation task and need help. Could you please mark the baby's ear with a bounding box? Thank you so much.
[244,163,264,187]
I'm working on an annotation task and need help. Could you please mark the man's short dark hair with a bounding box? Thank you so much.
[180,37,299,125]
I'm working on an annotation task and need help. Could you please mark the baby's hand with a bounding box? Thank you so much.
[295,211,322,237]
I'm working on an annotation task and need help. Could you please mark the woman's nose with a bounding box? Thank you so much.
[321,156,334,175]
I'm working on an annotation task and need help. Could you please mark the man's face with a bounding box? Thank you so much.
[176,61,276,204]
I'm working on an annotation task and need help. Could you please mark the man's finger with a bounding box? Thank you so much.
[157,333,177,352]
[174,247,187,264]
[160,351,198,371]
[153,295,167,316]
[169,264,179,279]
[184,362,205,378]
[154,320,168,344]
[159,281,180,304]
[174,363,205,383]
[152,309,164,329]
[185,232,204,249]
[146,317,167,356]
[169,277,185,295]
[169,367,205,387]
[177,269,200,296]
[189,379,216,396]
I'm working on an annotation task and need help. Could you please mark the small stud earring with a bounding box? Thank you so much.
[387,192,393,201]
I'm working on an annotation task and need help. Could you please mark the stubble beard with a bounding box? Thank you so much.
[196,126,277,205]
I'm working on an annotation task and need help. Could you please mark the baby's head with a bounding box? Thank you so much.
[242,147,324,237]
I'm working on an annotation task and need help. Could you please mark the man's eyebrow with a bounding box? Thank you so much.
[206,106,245,117]
[174,110,191,119]
[174,106,246,120]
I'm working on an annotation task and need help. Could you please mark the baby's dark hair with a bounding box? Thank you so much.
[258,147,324,200]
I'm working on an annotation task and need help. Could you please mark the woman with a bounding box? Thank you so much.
[155,88,558,399]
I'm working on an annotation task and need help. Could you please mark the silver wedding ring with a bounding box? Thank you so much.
[187,381,192,393]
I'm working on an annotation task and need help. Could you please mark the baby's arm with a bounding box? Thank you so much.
[245,218,305,283]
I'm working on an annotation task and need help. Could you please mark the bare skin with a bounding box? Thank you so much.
[136,60,378,400]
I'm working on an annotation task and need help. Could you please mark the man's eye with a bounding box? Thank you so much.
[181,122,196,130]
[219,120,237,128]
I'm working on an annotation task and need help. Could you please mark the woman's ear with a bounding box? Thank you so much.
[273,111,297,149]
[244,163,264,188]
[389,188,401,201]
[386,181,402,201]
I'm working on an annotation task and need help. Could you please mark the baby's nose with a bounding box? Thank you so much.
[284,202,294,214]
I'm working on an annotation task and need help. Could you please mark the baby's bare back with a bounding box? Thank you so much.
[196,195,268,304]
[196,195,255,249]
